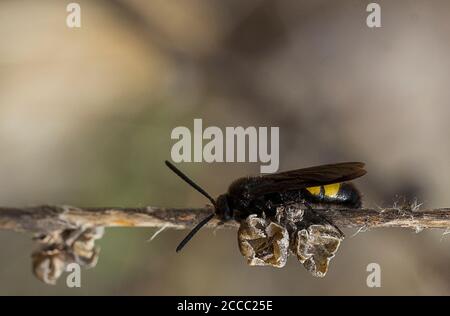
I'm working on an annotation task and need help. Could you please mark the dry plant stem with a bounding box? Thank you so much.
[1,206,450,234]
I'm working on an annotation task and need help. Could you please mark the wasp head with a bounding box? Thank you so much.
[215,194,233,221]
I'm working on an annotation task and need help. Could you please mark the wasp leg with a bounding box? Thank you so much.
[302,200,345,238]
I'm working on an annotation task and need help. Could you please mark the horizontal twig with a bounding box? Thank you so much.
[1,205,450,234]
[3,204,450,284]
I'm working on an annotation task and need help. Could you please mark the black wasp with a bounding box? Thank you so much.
[165,160,366,252]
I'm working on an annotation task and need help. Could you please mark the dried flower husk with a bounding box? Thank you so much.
[238,215,289,268]
[275,204,305,229]
[72,227,103,267]
[31,226,104,284]
[32,247,69,285]
[291,224,343,277]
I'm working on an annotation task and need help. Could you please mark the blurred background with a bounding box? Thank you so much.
[1,0,450,295]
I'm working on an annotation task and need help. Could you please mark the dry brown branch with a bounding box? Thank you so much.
[2,204,450,284]
[2,205,450,233]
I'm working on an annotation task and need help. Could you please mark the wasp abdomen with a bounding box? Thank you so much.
[305,182,362,208]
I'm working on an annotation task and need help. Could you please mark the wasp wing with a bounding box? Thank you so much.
[247,162,366,197]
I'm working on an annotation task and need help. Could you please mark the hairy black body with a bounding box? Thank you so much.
[224,179,362,221]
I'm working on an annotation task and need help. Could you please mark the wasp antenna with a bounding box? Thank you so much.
[176,213,215,252]
[165,160,217,207]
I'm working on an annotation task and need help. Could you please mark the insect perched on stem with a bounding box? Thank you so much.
[165,160,366,252]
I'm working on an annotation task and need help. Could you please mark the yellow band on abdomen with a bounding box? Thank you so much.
[306,186,321,196]
[306,183,341,198]
[323,183,340,198]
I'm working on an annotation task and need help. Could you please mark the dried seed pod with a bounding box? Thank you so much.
[33,232,64,245]
[292,224,343,277]
[275,204,305,230]
[79,226,105,241]
[31,226,104,284]
[32,247,69,285]
[72,227,103,267]
[238,214,289,268]
[72,240,100,268]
